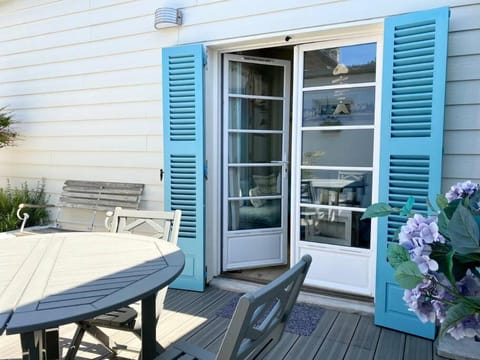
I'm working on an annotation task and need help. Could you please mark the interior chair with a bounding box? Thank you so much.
[65,207,182,360]
[338,171,365,206]
[155,254,312,360]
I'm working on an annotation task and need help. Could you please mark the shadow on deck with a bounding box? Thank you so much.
[0,285,449,359]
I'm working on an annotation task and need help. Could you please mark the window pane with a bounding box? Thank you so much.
[228,61,284,96]
[229,133,282,163]
[228,167,281,197]
[229,199,281,230]
[303,87,375,127]
[301,170,372,209]
[303,43,376,87]
[302,129,373,167]
[300,207,371,249]
[229,98,283,130]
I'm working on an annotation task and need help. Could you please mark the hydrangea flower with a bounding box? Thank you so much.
[403,279,436,323]
[364,180,480,340]
[398,214,445,274]
[445,180,479,202]
[447,315,480,340]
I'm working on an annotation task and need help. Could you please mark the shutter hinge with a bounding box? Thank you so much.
[160,169,164,181]
[204,161,208,180]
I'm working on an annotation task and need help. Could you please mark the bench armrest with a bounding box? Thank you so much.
[104,210,115,231]
[16,203,55,232]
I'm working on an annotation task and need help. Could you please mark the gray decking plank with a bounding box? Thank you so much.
[0,286,443,360]
[404,334,433,360]
[313,312,361,360]
[374,328,406,360]
[344,315,381,360]
[283,309,339,360]
[158,288,235,346]
[264,332,300,360]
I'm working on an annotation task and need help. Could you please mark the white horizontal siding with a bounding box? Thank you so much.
[0,0,478,209]
[443,2,480,190]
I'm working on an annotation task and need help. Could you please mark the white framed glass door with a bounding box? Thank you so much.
[292,39,380,295]
[222,54,290,271]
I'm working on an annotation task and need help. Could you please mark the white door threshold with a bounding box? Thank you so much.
[209,277,374,316]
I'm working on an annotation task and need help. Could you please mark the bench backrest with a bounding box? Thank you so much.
[54,180,144,231]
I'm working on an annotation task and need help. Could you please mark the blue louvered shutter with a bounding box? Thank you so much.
[162,44,205,291]
[376,7,449,338]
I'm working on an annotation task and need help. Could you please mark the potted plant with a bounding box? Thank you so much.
[362,181,480,344]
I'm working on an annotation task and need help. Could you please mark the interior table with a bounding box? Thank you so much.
[0,232,185,360]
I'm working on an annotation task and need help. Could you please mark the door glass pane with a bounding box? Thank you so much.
[303,87,375,127]
[228,167,281,197]
[229,98,283,130]
[300,207,371,249]
[229,199,281,230]
[228,61,284,96]
[303,43,376,87]
[301,169,372,209]
[302,129,373,167]
[229,133,282,163]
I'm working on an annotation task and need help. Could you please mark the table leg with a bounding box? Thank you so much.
[45,328,60,360]
[20,330,45,360]
[141,293,158,359]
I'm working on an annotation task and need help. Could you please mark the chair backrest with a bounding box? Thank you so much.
[107,207,181,245]
[216,255,312,360]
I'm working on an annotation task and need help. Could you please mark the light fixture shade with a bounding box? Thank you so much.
[154,7,182,29]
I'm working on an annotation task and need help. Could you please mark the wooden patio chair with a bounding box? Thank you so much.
[156,254,312,360]
[65,207,182,359]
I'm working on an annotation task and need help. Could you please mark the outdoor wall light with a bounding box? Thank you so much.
[154,7,182,29]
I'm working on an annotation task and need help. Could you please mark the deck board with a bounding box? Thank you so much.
[344,315,381,360]
[282,309,339,360]
[0,286,447,360]
[374,328,406,360]
[314,312,361,360]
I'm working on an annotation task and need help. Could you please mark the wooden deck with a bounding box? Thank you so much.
[0,285,449,359]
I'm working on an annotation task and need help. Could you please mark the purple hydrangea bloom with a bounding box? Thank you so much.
[432,273,456,323]
[398,214,444,274]
[403,279,436,323]
[456,270,480,297]
[447,314,480,340]
[445,180,479,202]
[399,214,445,246]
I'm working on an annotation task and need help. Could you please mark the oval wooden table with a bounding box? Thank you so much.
[0,232,185,360]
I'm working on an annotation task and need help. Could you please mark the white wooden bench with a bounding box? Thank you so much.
[16,180,145,233]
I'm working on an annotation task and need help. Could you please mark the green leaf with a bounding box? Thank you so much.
[361,203,396,220]
[394,261,424,289]
[400,196,415,216]
[448,204,480,255]
[437,210,450,239]
[430,246,455,285]
[387,244,410,270]
[439,302,477,337]
[436,194,449,211]
[444,199,461,220]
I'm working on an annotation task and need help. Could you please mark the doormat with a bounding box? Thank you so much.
[216,295,324,336]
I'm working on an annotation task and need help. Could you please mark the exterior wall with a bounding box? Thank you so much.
[443,4,480,191]
[0,0,478,206]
